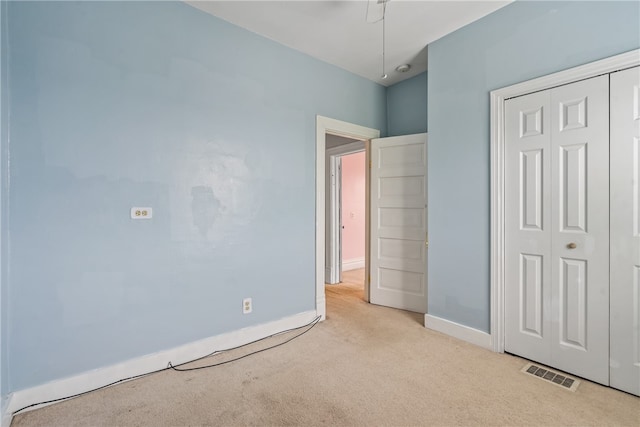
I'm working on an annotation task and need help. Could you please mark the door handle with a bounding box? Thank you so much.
[425,232,429,247]
[567,242,577,249]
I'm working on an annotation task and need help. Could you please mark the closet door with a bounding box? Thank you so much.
[610,66,640,396]
[505,91,553,367]
[505,75,610,385]
[550,75,610,385]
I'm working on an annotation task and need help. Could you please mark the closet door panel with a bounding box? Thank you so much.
[550,75,610,385]
[610,66,640,396]
[505,91,553,366]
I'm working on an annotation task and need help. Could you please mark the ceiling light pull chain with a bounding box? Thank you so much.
[381,1,387,79]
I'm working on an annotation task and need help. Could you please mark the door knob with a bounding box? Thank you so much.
[567,242,577,249]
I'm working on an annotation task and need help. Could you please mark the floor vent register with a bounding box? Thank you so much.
[521,363,580,391]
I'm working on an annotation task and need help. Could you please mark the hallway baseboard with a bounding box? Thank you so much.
[342,258,364,271]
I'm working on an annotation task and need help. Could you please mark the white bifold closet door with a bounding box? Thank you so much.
[610,66,640,396]
[505,75,610,385]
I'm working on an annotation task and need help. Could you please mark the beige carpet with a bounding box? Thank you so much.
[11,269,640,426]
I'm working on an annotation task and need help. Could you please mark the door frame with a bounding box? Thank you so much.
[326,141,366,285]
[489,49,640,353]
[316,116,380,319]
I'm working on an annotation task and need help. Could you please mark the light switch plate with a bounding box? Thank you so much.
[131,207,152,219]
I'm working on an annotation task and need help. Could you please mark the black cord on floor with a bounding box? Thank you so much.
[168,315,321,371]
[12,315,321,416]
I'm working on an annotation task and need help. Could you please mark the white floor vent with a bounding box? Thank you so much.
[521,363,580,392]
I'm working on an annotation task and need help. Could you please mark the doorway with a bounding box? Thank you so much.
[316,116,430,320]
[315,116,380,320]
[325,135,366,285]
[339,151,366,275]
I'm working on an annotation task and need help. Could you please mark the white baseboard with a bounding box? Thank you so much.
[316,295,326,320]
[4,310,318,424]
[342,257,364,271]
[424,314,492,350]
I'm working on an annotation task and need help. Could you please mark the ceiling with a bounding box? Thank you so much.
[186,1,512,86]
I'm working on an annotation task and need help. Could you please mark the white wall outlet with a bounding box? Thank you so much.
[131,207,152,219]
[243,298,252,314]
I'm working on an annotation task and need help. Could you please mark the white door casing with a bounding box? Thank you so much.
[316,116,380,319]
[504,75,610,385]
[610,66,640,396]
[370,133,428,313]
[326,155,342,284]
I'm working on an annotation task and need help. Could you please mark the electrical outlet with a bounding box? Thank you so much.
[131,207,152,219]
[243,298,252,314]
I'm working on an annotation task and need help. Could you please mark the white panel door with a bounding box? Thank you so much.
[550,75,610,385]
[505,91,553,366]
[610,66,640,396]
[505,75,610,385]
[370,133,427,313]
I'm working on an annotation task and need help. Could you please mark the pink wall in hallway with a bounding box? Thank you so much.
[341,151,365,263]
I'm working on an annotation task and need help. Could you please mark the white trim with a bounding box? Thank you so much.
[364,139,371,302]
[490,88,506,353]
[316,116,380,319]
[326,155,342,284]
[342,257,365,272]
[326,141,365,157]
[490,49,640,353]
[425,314,492,351]
[324,267,333,283]
[4,310,317,423]
[493,50,640,102]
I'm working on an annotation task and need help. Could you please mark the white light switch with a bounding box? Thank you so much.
[131,207,152,219]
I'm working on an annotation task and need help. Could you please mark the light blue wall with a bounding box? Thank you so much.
[3,1,386,392]
[386,72,427,136]
[0,0,6,402]
[428,1,640,332]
